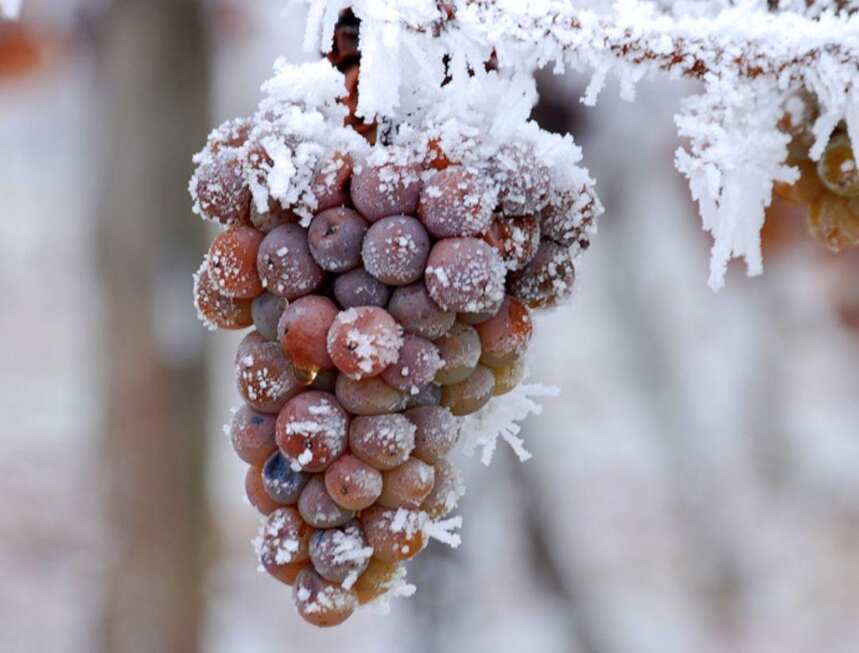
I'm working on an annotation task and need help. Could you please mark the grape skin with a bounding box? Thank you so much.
[335,375,408,415]
[387,282,455,340]
[256,224,325,300]
[475,296,533,368]
[256,506,313,566]
[380,333,443,394]
[262,450,310,504]
[417,165,495,238]
[324,454,383,511]
[353,557,401,604]
[425,238,506,314]
[421,459,465,520]
[507,240,576,309]
[245,465,282,515]
[333,268,391,309]
[377,457,436,509]
[278,295,339,374]
[492,357,526,396]
[308,207,368,273]
[349,414,416,471]
[350,160,422,222]
[818,133,859,198]
[293,567,357,628]
[405,405,461,464]
[441,364,496,416]
[230,404,277,466]
[433,322,482,385]
[193,260,253,330]
[309,521,372,584]
[362,215,431,286]
[310,151,353,212]
[327,307,404,380]
[251,292,286,341]
[276,391,350,473]
[250,202,299,234]
[360,506,425,563]
[484,214,541,271]
[192,148,251,225]
[404,382,443,408]
[298,475,356,529]
[207,225,264,299]
[235,332,305,414]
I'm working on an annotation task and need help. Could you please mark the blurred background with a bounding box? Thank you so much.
[2,1,859,652]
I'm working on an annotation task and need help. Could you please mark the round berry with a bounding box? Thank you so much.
[421,459,465,520]
[207,225,264,298]
[362,215,431,286]
[492,357,526,396]
[235,332,305,413]
[246,465,281,515]
[192,149,251,225]
[262,450,310,504]
[310,151,352,211]
[361,506,425,562]
[251,292,286,341]
[807,193,859,252]
[334,374,408,415]
[354,557,401,604]
[441,364,495,416]
[309,521,372,584]
[324,454,383,511]
[425,238,506,314]
[193,260,253,330]
[434,322,481,385]
[349,414,416,471]
[250,202,299,234]
[405,382,443,409]
[818,132,859,197]
[378,457,436,509]
[293,567,357,628]
[298,475,355,529]
[380,334,443,394]
[484,214,541,271]
[276,391,349,473]
[508,240,576,309]
[327,307,403,380]
[308,207,368,272]
[350,160,421,221]
[255,506,313,567]
[387,282,455,340]
[256,224,325,300]
[475,296,533,368]
[418,165,495,238]
[334,268,392,309]
[229,405,277,466]
[405,405,460,464]
[277,295,338,373]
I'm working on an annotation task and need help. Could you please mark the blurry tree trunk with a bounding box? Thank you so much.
[95,2,211,652]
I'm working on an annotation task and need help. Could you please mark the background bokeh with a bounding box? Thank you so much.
[2,2,859,652]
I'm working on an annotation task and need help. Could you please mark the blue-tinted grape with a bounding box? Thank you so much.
[308,207,368,272]
[434,322,481,385]
[404,405,461,464]
[387,282,455,340]
[230,404,277,466]
[350,159,421,222]
[404,382,442,408]
[256,224,325,300]
[425,238,506,314]
[251,292,286,341]
[417,165,495,238]
[362,215,431,286]
[380,333,443,394]
[333,268,391,309]
[262,450,310,504]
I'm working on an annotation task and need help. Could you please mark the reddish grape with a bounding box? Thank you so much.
[475,296,533,368]
[421,459,465,520]
[309,521,372,584]
[256,224,325,300]
[207,225,264,299]
[539,192,580,247]
[350,159,421,222]
[246,465,281,515]
[335,375,408,415]
[276,391,349,473]
[308,208,368,272]
[310,151,353,211]
[362,215,431,286]
[404,405,461,464]
[324,454,383,510]
[191,148,251,225]
[404,383,442,408]
[298,475,355,529]
[441,364,495,416]
[354,557,401,604]
[250,203,299,234]
[378,457,436,509]
[490,144,551,215]
[360,506,425,562]
[236,332,305,413]
[457,298,503,326]
[255,506,313,566]
[380,334,443,394]
[433,322,481,385]
[333,268,392,309]
[251,292,286,341]
[293,567,357,628]
[492,357,525,396]
[818,133,859,197]
[417,165,495,238]
[388,282,455,340]
[327,307,403,380]
[277,295,338,374]
[425,238,506,314]
[508,240,576,308]
[193,260,253,330]
[484,214,541,271]
[229,404,277,466]
[265,560,309,587]
[262,450,310,504]
[349,414,416,471]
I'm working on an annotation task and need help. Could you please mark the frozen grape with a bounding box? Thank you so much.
[353,557,401,604]
[484,214,541,271]
[191,148,251,225]
[508,240,576,309]
[421,459,465,520]
[475,296,533,368]
[433,322,481,385]
[404,383,442,408]
[490,144,551,215]
[349,414,416,471]
[310,151,352,211]
[387,282,455,340]
[335,375,408,415]
[333,268,391,309]
[360,506,425,563]
[441,364,495,416]
[378,457,436,509]
[327,307,403,380]
[457,292,504,325]
[206,117,251,154]
[293,567,357,628]
[250,203,299,234]
[255,506,313,567]
[324,454,383,511]
[404,405,460,464]
[417,165,495,238]
[256,224,325,300]
[246,465,281,515]
[236,332,305,413]
[309,521,372,584]
[308,208,368,272]
[278,295,338,374]
[807,193,859,252]
[298,476,355,529]
[262,450,310,504]
[380,334,443,394]
[818,133,859,197]
[539,193,580,247]
[276,391,349,473]
[350,160,421,222]
[193,260,253,330]
[362,216,431,286]
[207,225,264,299]
[251,292,286,341]
[264,560,308,587]
[229,404,277,466]
[425,238,506,314]
[492,357,526,396]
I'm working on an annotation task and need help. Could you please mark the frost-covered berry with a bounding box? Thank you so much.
[262,450,310,504]
[387,282,455,340]
[490,144,551,215]
[308,207,368,272]
[293,567,357,628]
[278,295,339,374]
[255,506,313,567]
[256,224,325,300]
[441,364,495,416]
[265,560,309,587]
[475,296,533,368]
[484,214,541,271]
[250,202,300,234]
[404,382,443,409]
[334,375,408,415]
[251,292,286,341]
[349,414,416,471]
[380,334,443,394]
[206,117,252,153]
[246,465,281,515]
[298,475,355,529]
[807,193,859,253]
[230,404,277,466]
[360,506,425,562]
[309,521,372,584]
[207,225,264,298]
[193,260,253,330]
[333,268,391,309]
[235,332,305,413]
[425,238,506,314]
[507,240,576,308]
[362,215,431,286]
[276,391,349,473]
[191,148,251,225]
[492,357,526,396]
[327,307,404,380]
[354,557,401,604]
[350,160,422,222]
[405,405,461,464]
[434,322,482,385]
[539,193,581,247]
[818,133,859,198]
[324,454,383,511]
[378,457,436,509]
[417,165,495,238]
[309,151,353,212]
[421,459,465,520]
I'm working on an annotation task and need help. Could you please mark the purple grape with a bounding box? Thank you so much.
[404,383,442,408]
[235,332,305,413]
[262,450,310,504]
[404,405,461,464]
[349,414,416,471]
[298,475,355,529]
[381,334,443,394]
[333,268,391,309]
[308,207,368,272]
[334,374,408,416]
[362,215,431,286]
[507,240,576,309]
[256,224,325,300]
[309,521,372,584]
[251,292,286,341]
[434,322,481,385]
[425,238,506,314]
[191,148,251,225]
[417,165,495,238]
[350,160,421,222]
[387,282,455,340]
